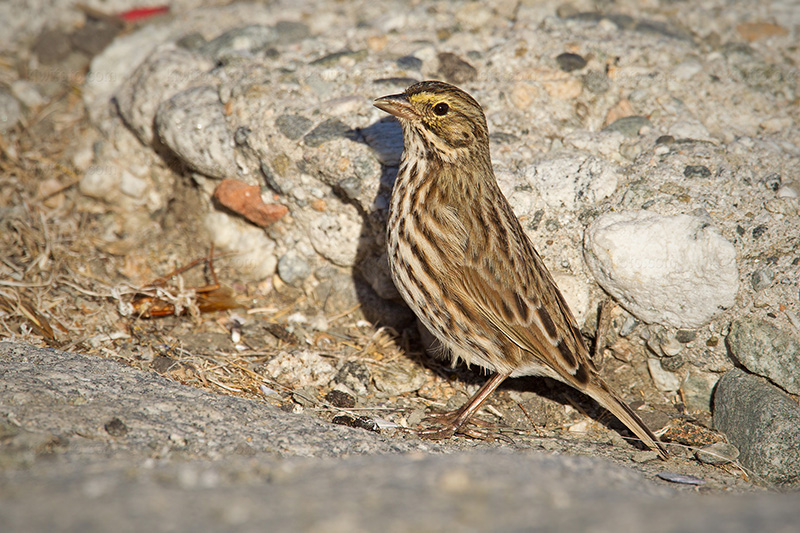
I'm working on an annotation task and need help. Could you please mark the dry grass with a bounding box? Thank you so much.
[0,83,405,408]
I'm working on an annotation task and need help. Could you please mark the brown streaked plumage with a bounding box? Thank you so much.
[374,80,667,459]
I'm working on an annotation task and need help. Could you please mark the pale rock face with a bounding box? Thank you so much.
[519,153,620,211]
[551,272,590,326]
[583,211,738,329]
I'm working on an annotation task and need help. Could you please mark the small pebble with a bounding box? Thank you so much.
[259,384,279,397]
[373,418,400,429]
[695,442,739,465]
[684,165,711,178]
[303,118,352,147]
[396,55,423,70]
[657,472,705,485]
[660,334,684,356]
[169,433,188,448]
[0,90,23,133]
[618,316,638,337]
[437,52,477,84]
[332,414,380,432]
[751,225,768,239]
[647,358,682,392]
[750,268,774,291]
[602,116,652,137]
[213,179,288,228]
[660,354,685,372]
[292,386,318,407]
[33,27,72,64]
[104,417,129,437]
[555,52,587,72]
[581,70,610,93]
[277,252,312,286]
[762,173,781,191]
[675,329,697,343]
[310,49,367,67]
[631,450,660,463]
[325,389,356,408]
[406,408,426,427]
[777,184,799,199]
[275,114,313,140]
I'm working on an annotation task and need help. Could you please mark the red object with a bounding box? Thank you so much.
[213,179,289,228]
[117,6,170,23]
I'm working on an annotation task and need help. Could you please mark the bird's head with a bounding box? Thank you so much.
[374,81,489,156]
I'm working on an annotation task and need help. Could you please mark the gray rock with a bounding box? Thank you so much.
[155,86,237,179]
[713,368,800,487]
[396,55,422,70]
[273,20,311,42]
[277,251,312,286]
[603,116,652,137]
[681,370,719,413]
[750,267,775,291]
[303,118,352,147]
[683,165,712,178]
[0,341,415,461]
[275,113,313,140]
[70,19,120,57]
[556,52,587,72]
[32,27,71,64]
[79,164,122,200]
[582,70,611,93]
[200,25,279,60]
[437,52,477,84]
[115,46,215,144]
[726,316,800,394]
[0,89,22,132]
[371,363,427,397]
[695,442,740,466]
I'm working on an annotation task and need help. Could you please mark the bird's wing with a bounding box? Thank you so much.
[454,200,595,385]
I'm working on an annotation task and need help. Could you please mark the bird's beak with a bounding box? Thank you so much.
[374,93,419,120]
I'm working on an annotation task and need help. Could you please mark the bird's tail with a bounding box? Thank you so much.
[589,380,669,460]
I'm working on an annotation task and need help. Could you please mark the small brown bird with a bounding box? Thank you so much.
[374,80,667,458]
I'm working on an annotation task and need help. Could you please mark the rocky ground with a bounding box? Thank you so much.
[1,0,800,530]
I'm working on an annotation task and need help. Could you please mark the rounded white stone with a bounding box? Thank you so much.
[583,211,738,328]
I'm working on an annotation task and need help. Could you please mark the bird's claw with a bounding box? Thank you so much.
[417,410,506,441]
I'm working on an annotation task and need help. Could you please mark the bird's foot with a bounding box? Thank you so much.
[417,409,506,441]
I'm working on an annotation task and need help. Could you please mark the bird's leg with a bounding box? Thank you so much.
[419,371,511,439]
[592,299,614,366]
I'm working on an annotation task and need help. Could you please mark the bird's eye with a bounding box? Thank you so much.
[433,102,449,116]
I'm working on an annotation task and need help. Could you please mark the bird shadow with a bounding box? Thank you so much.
[340,116,414,329]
